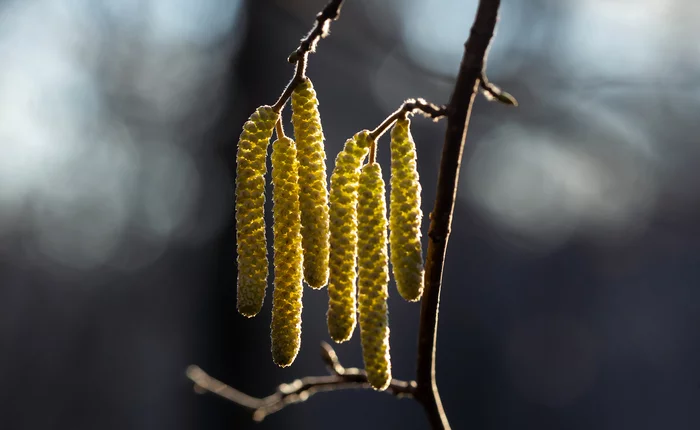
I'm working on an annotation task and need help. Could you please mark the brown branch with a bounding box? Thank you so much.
[272,0,345,113]
[369,98,447,141]
[368,139,377,164]
[275,118,286,139]
[415,1,503,429]
[288,0,344,63]
[187,342,415,422]
[480,72,519,106]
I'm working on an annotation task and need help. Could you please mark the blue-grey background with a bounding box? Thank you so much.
[1,0,699,429]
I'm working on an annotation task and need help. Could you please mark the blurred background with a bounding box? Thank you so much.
[1,0,699,428]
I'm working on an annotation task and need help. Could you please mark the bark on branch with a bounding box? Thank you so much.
[415,1,502,428]
[187,342,415,422]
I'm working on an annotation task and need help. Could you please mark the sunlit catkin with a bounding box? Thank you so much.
[389,118,424,302]
[235,106,279,317]
[357,162,391,390]
[327,131,372,342]
[270,136,304,367]
[291,78,330,289]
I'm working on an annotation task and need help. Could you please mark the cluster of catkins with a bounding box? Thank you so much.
[235,77,424,390]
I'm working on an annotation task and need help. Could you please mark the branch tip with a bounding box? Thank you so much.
[480,73,518,106]
[369,98,447,141]
[320,341,343,374]
[276,0,345,110]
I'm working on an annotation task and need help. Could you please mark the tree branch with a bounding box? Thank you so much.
[367,98,447,164]
[415,1,503,429]
[369,98,447,141]
[187,342,415,422]
[273,0,345,112]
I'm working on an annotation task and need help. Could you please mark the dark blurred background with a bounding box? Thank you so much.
[1,0,699,429]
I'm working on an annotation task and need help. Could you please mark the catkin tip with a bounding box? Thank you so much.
[237,304,262,318]
[272,348,299,368]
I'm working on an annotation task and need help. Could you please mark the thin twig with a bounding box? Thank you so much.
[272,0,345,113]
[187,342,415,422]
[415,1,504,429]
[369,98,447,141]
[288,0,344,63]
[272,55,307,113]
[275,118,286,139]
[368,139,377,164]
[479,72,519,106]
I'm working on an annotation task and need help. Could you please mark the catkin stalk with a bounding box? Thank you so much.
[389,118,424,302]
[235,106,279,317]
[327,131,372,342]
[270,136,304,367]
[357,162,391,390]
[291,78,330,289]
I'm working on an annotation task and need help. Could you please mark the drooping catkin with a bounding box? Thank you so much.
[235,106,279,317]
[327,131,372,342]
[357,162,391,390]
[291,78,330,289]
[270,136,304,367]
[389,118,424,302]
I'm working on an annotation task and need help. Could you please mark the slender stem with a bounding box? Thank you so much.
[187,343,415,422]
[369,98,447,141]
[415,1,502,429]
[275,118,286,139]
[272,0,345,113]
[368,139,377,164]
[273,54,308,113]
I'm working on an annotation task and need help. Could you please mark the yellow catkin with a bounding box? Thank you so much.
[357,162,391,390]
[235,106,279,317]
[327,131,373,342]
[389,118,424,302]
[270,136,304,367]
[291,78,330,289]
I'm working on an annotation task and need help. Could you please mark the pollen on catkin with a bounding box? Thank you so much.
[327,130,373,342]
[270,136,304,367]
[235,106,279,317]
[291,78,330,289]
[389,118,424,302]
[357,162,391,390]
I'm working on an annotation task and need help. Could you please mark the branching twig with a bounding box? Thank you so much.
[287,0,344,64]
[272,0,345,112]
[367,98,446,163]
[416,1,505,429]
[187,342,415,422]
[369,98,448,141]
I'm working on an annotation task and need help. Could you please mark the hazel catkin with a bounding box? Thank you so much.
[389,118,424,302]
[291,78,330,289]
[235,106,279,317]
[270,136,304,367]
[327,130,373,342]
[357,162,392,390]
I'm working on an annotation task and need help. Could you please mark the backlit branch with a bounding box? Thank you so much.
[273,0,345,112]
[187,342,415,422]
